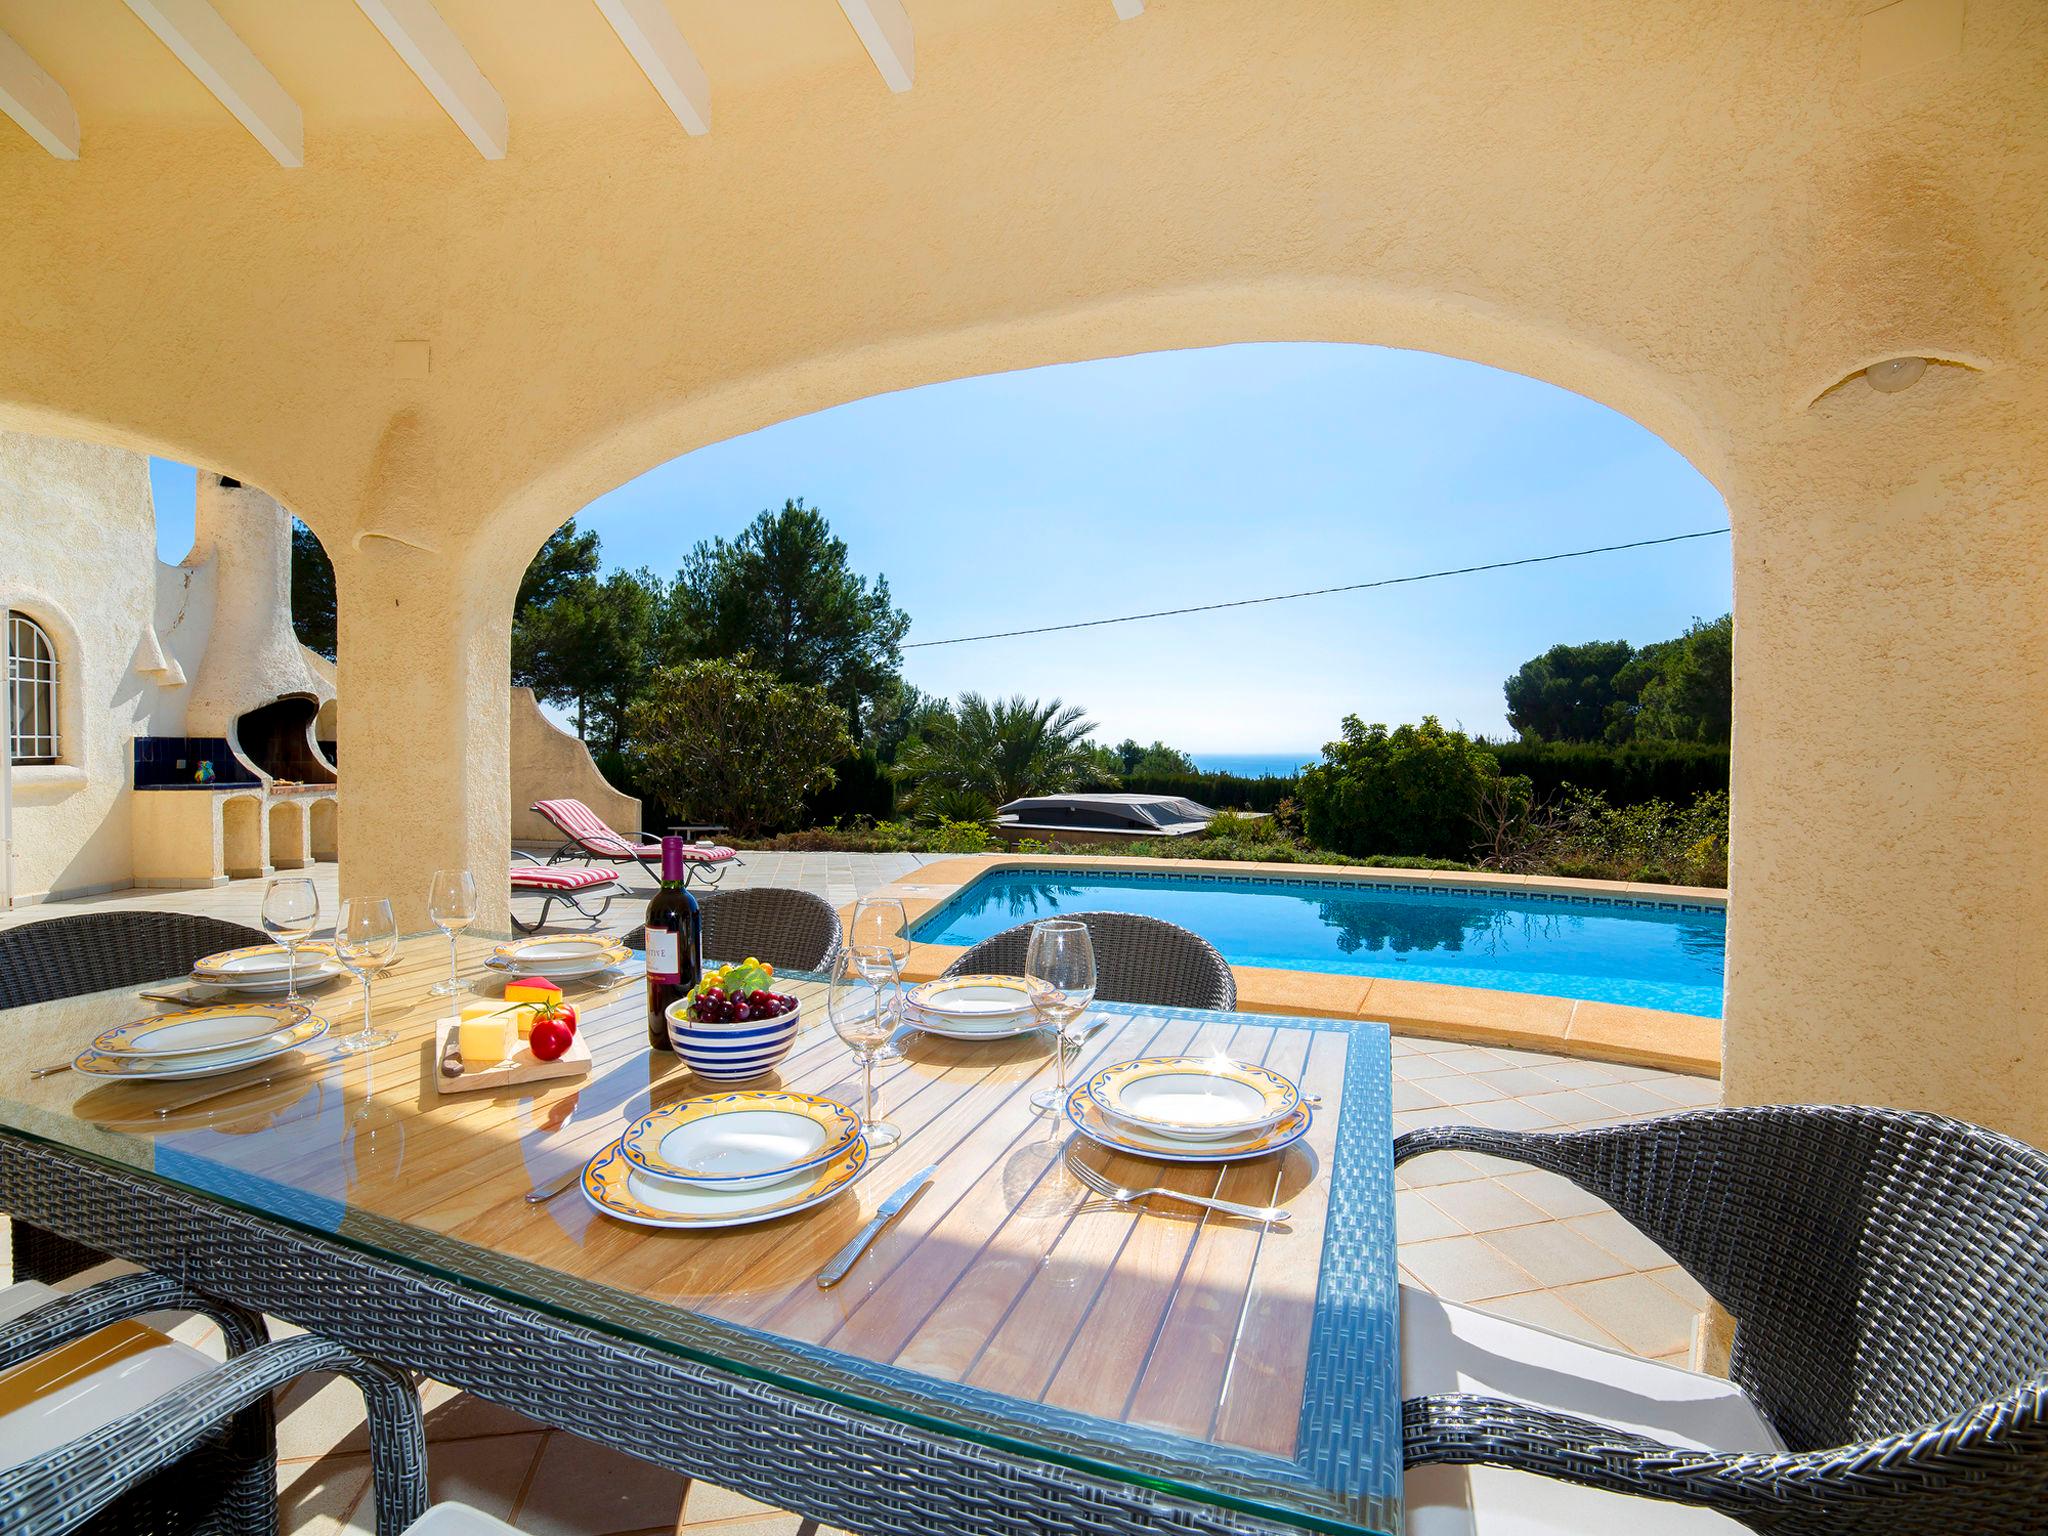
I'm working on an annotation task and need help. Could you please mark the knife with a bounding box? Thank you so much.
[815,1164,936,1288]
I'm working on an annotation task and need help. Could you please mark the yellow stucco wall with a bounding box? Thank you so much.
[0,0,2042,1140]
[508,686,640,844]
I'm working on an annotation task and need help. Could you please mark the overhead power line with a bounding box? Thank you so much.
[902,527,1732,650]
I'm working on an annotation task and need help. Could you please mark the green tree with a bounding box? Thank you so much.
[1298,715,1526,860]
[1626,615,1732,743]
[289,519,337,659]
[517,520,602,612]
[1114,738,1198,776]
[670,499,909,737]
[1502,639,1635,743]
[512,567,661,753]
[628,656,853,835]
[895,694,1100,823]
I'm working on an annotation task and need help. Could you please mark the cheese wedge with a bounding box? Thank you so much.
[504,976,562,1004]
[461,1001,538,1039]
[458,1015,515,1067]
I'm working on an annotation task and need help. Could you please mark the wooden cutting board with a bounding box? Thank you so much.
[431,1015,592,1095]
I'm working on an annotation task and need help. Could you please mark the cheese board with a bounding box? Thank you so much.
[431,1014,591,1095]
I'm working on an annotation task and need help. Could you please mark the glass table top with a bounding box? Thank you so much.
[0,935,1401,1534]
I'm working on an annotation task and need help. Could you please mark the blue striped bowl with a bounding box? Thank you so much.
[664,998,803,1082]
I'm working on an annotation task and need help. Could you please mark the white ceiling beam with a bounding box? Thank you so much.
[123,0,302,166]
[352,0,507,159]
[593,0,709,136]
[1112,0,1145,17]
[0,28,80,159]
[836,0,913,93]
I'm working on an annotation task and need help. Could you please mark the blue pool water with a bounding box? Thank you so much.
[908,869,1725,1016]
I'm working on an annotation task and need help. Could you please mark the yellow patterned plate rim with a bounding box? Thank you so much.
[620,1091,861,1183]
[485,936,630,969]
[92,1002,310,1057]
[1084,1055,1300,1136]
[1065,1087,1311,1163]
[581,1136,868,1228]
[72,1014,329,1079]
[192,942,337,975]
[905,974,1036,1018]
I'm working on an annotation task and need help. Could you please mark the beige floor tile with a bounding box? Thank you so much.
[1461,1098,1561,1132]
[277,1372,388,1461]
[513,1429,690,1535]
[1395,1187,1465,1242]
[1433,1047,1514,1073]
[1496,1169,1609,1220]
[1423,1075,1511,1106]
[339,1432,547,1531]
[1481,1221,1635,1287]
[1554,1274,1701,1357]
[1528,1060,1627,1089]
[1515,1088,1619,1126]
[1470,1067,1561,1097]
[680,1480,785,1525]
[1467,1289,1623,1349]
[1479,1046,1570,1069]
[1455,1151,1532,1177]
[1419,1179,1548,1234]
[1566,1210,1679,1271]
[279,1452,375,1535]
[1399,1235,1541,1303]
[421,1381,551,1442]
[1390,1079,1447,1111]
[1582,1079,1685,1116]
[1394,1151,1483,1188]
[1391,1053,1465,1081]
[1643,1076,1722,1107]
[1645,1264,1712,1311]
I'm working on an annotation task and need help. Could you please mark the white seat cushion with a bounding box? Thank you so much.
[1400,1284,1778,1536]
[0,1280,217,1471]
[407,1503,525,1534]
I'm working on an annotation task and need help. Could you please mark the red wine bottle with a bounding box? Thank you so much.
[644,837,702,1050]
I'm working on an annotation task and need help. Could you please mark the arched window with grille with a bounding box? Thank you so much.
[7,613,59,765]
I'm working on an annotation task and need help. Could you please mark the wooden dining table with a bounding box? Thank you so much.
[0,934,1402,1536]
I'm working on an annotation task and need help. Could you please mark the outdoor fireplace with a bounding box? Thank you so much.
[232,694,335,786]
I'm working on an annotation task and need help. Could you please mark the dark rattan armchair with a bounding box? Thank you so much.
[0,1270,426,1536]
[1394,1104,2048,1535]
[623,885,843,974]
[1,911,267,1284]
[941,910,1237,1011]
[0,911,267,1011]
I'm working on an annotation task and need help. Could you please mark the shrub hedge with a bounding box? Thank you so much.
[1482,740,1729,804]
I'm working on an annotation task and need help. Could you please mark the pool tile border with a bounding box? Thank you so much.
[857,855,1723,1079]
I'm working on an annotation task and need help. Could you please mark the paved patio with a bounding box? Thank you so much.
[2,857,1716,1533]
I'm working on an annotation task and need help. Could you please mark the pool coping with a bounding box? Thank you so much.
[852,855,1723,1079]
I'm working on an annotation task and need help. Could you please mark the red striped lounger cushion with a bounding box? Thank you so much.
[510,866,618,891]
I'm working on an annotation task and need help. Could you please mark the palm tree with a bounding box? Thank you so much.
[896,693,1104,822]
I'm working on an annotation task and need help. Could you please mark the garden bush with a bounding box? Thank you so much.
[1298,716,1527,861]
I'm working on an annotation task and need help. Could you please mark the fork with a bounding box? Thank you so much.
[1063,1141,1289,1223]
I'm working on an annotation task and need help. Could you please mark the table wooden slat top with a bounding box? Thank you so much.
[0,935,1402,1534]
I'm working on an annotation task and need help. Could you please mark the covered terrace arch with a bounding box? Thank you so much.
[0,0,2041,1141]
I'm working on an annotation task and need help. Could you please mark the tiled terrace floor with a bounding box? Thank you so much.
[3,859,1719,1532]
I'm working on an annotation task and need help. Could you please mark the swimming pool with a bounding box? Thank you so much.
[907,868,1725,1017]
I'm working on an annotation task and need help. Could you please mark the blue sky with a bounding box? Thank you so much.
[151,342,1730,756]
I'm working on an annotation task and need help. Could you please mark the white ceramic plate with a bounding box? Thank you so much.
[581,1137,868,1228]
[619,1091,861,1190]
[194,958,345,994]
[72,1015,330,1080]
[906,1003,1043,1041]
[1084,1056,1300,1141]
[92,1003,309,1058]
[192,943,336,978]
[1064,1087,1311,1164]
[905,975,1036,1021]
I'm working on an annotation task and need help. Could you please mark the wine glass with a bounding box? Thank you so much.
[1025,920,1097,1117]
[333,897,400,1053]
[426,869,477,997]
[260,877,320,1002]
[851,896,911,1060]
[827,952,901,1151]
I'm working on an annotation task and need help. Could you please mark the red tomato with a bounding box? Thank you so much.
[553,1001,577,1035]
[529,1017,573,1061]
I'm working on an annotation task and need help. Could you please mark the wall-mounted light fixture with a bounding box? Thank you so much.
[1865,357,1929,394]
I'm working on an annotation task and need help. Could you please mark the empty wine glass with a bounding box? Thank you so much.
[851,896,911,1060]
[333,897,400,1053]
[828,952,901,1151]
[426,869,477,997]
[260,877,320,1002]
[1025,920,1097,1117]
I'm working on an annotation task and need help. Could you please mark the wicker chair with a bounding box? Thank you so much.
[622,886,843,974]
[1394,1104,2048,1535]
[0,1270,427,1536]
[0,912,266,1285]
[940,911,1236,1011]
[0,911,267,1011]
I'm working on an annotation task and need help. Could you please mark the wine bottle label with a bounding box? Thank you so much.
[647,928,681,980]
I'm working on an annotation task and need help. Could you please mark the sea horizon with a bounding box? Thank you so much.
[1187,751,1317,778]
